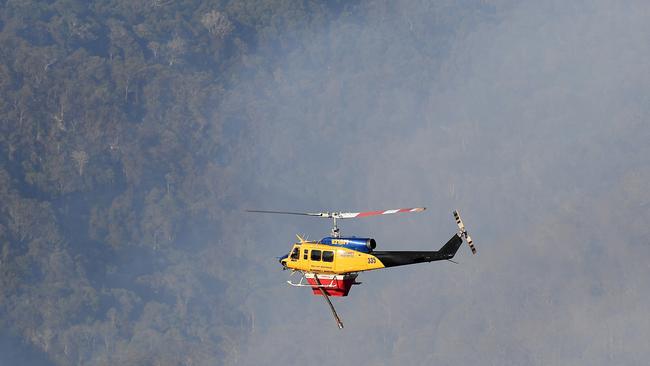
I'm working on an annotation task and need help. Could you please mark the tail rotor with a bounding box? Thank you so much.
[453,210,476,254]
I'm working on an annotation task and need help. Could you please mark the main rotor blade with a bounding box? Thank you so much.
[246,210,324,217]
[247,207,426,220]
[337,207,426,219]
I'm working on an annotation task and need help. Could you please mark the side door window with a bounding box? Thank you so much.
[311,249,322,261]
[322,251,334,262]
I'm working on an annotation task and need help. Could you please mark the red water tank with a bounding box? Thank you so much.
[305,273,360,297]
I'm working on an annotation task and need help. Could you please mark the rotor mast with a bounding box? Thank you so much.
[331,216,340,238]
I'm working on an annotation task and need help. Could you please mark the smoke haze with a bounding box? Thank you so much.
[227,1,650,364]
[2,0,649,365]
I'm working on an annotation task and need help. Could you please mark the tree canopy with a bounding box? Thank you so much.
[0,0,357,364]
[0,0,534,364]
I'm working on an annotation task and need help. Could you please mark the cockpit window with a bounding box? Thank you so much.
[290,247,300,260]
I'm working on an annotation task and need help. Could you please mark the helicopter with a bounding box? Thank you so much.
[247,207,476,329]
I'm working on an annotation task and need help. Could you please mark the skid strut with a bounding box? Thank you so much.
[287,271,337,288]
[313,274,344,329]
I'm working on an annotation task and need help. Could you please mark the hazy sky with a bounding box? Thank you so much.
[226,1,650,365]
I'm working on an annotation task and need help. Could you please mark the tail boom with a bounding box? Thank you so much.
[372,235,462,268]
[371,210,476,268]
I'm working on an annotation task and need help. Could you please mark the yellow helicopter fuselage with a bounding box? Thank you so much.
[282,242,386,274]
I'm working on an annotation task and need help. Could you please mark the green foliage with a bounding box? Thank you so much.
[0,0,495,363]
[0,0,348,363]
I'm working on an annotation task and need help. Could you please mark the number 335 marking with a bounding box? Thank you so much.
[367,257,376,264]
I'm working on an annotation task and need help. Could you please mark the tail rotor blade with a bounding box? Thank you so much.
[466,233,476,255]
[453,210,464,231]
[453,210,476,255]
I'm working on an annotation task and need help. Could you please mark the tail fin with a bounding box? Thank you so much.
[438,234,463,258]
[453,210,476,254]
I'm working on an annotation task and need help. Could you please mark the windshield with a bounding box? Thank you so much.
[290,246,300,260]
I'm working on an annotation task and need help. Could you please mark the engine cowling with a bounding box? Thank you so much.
[320,236,377,253]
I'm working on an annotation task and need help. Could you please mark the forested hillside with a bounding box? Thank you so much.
[4,0,649,365]
[2,0,493,363]
[0,1,353,364]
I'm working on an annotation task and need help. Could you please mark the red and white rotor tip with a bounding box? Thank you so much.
[453,210,476,254]
[338,207,425,219]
